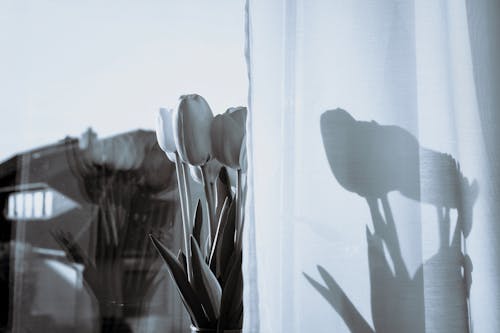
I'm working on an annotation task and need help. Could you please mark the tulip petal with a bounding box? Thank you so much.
[156,108,177,162]
[217,251,242,331]
[192,200,203,246]
[190,236,222,321]
[225,106,247,130]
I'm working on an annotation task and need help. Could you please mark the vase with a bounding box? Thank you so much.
[190,325,242,333]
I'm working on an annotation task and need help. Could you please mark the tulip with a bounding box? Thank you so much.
[211,106,247,250]
[210,106,247,170]
[157,107,194,279]
[173,94,214,166]
[156,108,177,162]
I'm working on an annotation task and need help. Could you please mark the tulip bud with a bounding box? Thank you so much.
[156,108,177,162]
[210,106,247,170]
[173,94,214,166]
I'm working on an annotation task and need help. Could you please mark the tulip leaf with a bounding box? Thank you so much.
[219,166,232,188]
[177,249,187,275]
[237,305,244,328]
[220,248,238,287]
[205,234,211,264]
[217,199,236,280]
[149,234,208,327]
[220,249,243,318]
[193,200,203,245]
[210,196,232,273]
[209,197,233,276]
[227,267,243,317]
[235,215,245,253]
[215,167,232,222]
[190,236,222,322]
[227,302,243,328]
[217,252,243,331]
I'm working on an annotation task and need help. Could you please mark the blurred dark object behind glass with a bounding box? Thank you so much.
[0,128,188,332]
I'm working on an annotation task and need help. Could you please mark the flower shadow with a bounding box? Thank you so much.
[303,109,477,332]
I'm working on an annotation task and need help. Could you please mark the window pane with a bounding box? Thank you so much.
[0,1,247,332]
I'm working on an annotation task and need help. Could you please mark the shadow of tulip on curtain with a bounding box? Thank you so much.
[303,109,478,332]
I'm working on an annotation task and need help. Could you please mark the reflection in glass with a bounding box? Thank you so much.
[44,190,53,218]
[15,192,23,218]
[6,189,60,221]
[7,194,14,219]
[3,129,188,332]
[24,192,33,219]
[33,191,44,218]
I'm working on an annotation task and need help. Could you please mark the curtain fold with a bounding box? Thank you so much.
[245,0,500,332]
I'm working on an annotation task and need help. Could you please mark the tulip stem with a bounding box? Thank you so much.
[181,161,192,226]
[235,168,243,249]
[174,152,193,281]
[200,164,215,249]
[210,181,216,242]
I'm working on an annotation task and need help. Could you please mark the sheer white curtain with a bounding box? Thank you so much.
[244,0,500,332]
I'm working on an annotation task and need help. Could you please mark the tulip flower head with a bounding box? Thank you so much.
[211,106,247,170]
[156,108,177,162]
[173,94,214,166]
[151,98,246,332]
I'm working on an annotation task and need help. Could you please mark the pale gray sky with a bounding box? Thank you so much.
[0,0,247,161]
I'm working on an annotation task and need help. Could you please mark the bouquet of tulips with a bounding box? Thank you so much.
[152,94,247,332]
